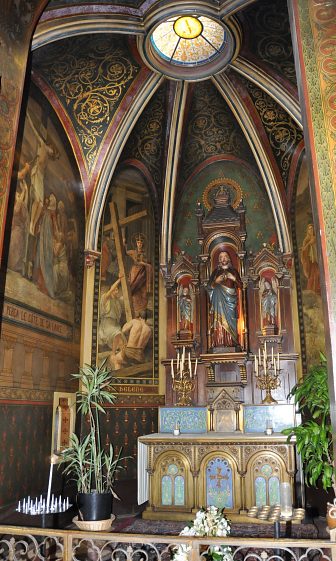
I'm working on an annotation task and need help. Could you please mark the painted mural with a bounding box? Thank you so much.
[5,91,82,324]
[2,86,83,393]
[97,167,157,391]
[295,157,325,367]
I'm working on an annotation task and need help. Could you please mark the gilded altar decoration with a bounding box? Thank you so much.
[171,346,198,406]
[254,342,281,404]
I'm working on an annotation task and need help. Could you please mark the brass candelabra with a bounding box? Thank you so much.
[254,343,281,404]
[171,347,198,407]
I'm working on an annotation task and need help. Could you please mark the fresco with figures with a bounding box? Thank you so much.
[2,86,83,392]
[97,167,157,392]
[5,89,83,322]
[295,158,325,367]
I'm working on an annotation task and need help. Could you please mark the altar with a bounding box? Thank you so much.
[138,431,296,521]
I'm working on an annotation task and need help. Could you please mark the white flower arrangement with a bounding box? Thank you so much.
[174,506,233,561]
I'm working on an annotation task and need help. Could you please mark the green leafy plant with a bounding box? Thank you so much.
[282,353,335,491]
[59,362,130,496]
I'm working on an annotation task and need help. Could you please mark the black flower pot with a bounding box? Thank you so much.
[77,492,112,521]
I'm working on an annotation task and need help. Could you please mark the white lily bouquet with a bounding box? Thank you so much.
[174,506,233,561]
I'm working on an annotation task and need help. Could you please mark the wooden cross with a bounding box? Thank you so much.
[103,201,148,322]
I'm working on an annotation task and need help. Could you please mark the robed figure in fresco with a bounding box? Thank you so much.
[300,223,320,294]
[207,251,242,348]
[127,233,153,315]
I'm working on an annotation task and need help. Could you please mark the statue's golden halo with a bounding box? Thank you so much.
[202,177,242,210]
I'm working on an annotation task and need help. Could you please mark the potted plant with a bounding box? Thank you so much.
[59,361,130,523]
[282,353,336,523]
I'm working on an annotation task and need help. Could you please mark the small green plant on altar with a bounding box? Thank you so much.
[59,361,130,497]
[173,506,233,561]
[282,353,335,493]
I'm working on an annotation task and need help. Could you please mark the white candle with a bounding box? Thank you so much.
[278,352,280,370]
[194,358,198,378]
[66,497,69,509]
[171,358,174,379]
[254,355,257,372]
[46,463,53,512]
[188,352,192,376]
[272,346,274,362]
[18,501,21,512]
[258,347,261,363]
[177,351,180,371]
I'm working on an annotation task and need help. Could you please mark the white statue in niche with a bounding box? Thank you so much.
[260,276,278,328]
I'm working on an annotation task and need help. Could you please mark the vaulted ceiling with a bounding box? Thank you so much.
[28,0,304,264]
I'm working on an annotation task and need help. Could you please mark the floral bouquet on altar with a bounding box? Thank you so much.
[173,506,233,561]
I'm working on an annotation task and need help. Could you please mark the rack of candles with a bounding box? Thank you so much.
[171,346,198,406]
[254,341,281,404]
[16,495,71,515]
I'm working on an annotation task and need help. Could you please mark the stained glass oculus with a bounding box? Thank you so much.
[151,15,227,66]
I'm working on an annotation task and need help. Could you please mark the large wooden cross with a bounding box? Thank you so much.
[103,201,147,322]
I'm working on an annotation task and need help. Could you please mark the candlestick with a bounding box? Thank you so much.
[255,343,281,404]
[171,348,198,406]
[46,464,53,513]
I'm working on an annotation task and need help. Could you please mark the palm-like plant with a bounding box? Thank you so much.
[59,362,130,496]
[282,353,335,492]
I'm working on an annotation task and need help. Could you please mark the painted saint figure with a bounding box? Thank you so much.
[207,251,242,348]
[178,284,193,332]
[300,223,320,294]
[127,233,153,315]
[260,278,278,327]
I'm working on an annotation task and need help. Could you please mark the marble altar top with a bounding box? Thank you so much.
[138,432,292,443]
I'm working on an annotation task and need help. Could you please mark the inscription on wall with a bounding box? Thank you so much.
[3,300,72,340]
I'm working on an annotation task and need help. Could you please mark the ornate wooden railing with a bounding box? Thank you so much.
[0,526,333,561]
